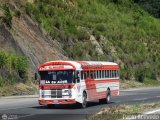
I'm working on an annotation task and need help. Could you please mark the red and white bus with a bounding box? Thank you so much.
[37,61,120,108]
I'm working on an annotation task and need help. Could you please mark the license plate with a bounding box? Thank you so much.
[54,100,58,103]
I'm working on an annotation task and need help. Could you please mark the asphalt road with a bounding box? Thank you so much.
[0,87,160,120]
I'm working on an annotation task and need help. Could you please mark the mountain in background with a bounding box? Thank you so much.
[0,0,160,95]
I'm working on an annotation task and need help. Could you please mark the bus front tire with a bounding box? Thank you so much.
[106,90,111,104]
[81,92,87,108]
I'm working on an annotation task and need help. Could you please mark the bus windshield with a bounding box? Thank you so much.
[39,70,74,84]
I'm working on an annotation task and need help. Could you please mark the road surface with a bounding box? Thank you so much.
[0,87,160,120]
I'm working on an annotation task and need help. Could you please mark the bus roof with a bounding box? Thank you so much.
[39,61,119,70]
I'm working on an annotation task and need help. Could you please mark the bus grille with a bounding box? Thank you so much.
[51,89,62,98]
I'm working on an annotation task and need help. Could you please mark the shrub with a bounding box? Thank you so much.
[0,51,29,86]
[14,10,21,18]
[95,23,107,32]
[25,2,33,16]
[2,4,12,28]
[77,28,90,41]
[135,65,146,82]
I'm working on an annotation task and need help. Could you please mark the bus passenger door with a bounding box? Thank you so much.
[74,71,82,103]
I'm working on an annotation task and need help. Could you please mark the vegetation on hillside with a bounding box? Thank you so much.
[133,0,160,18]
[0,50,29,87]
[1,4,12,28]
[23,0,160,82]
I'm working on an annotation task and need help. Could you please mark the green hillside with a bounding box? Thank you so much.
[24,0,160,82]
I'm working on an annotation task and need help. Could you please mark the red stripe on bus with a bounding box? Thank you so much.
[38,61,76,70]
[39,68,74,71]
[93,79,119,83]
[39,99,76,105]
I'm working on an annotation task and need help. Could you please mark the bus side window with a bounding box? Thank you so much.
[97,70,99,79]
[115,70,117,78]
[81,71,84,80]
[102,70,104,78]
[84,71,87,80]
[109,70,111,78]
[111,70,113,78]
[99,70,102,79]
[106,70,109,78]
[94,71,97,79]
[112,70,114,78]
[75,71,80,83]
[90,71,94,79]
[113,70,115,78]
[87,71,90,79]
[117,70,119,77]
[105,70,108,78]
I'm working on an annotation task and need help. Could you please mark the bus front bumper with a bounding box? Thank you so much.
[39,99,76,105]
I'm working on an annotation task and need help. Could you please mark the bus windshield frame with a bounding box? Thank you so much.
[39,70,74,84]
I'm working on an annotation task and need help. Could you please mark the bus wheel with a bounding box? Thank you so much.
[81,92,87,108]
[106,90,111,104]
[47,104,54,109]
[99,90,111,104]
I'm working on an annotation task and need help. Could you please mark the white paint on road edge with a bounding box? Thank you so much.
[144,109,160,114]
[0,95,38,99]
[18,114,35,119]
[0,106,34,111]
[121,86,160,92]
[133,98,147,101]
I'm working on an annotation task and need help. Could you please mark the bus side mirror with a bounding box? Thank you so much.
[35,73,37,80]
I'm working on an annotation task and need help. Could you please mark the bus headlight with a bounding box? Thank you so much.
[41,90,44,97]
[41,90,43,94]
[64,89,72,95]
[68,89,72,96]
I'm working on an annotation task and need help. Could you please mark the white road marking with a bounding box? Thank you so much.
[0,95,38,99]
[0,106,31,111]
[145,109,160,114]
[18,114,35,119]
[119,93,147,96]
[121,87,160,92]
[133,98,147,101]
[156,96,160,98]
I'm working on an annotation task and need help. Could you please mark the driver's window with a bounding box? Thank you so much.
[77,71,80,83]
[74,71,80,83]
[81,71,84,80]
